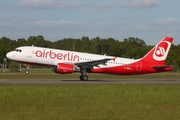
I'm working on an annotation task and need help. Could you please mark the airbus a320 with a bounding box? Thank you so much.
[6,37,174,81]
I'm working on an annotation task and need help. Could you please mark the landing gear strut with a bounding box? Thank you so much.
[25,64,30,74]
[80,68,89,81]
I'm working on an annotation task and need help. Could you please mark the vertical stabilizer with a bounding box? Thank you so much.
[141,37,173,65]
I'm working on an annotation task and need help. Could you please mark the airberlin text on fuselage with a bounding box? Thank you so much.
[35,49,79,62]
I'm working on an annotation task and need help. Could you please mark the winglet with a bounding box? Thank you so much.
[112,57,116,62]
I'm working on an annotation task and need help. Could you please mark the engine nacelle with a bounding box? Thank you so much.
[55,63,75,74]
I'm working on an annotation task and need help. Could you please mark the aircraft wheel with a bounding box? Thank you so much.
[80,75,83,81]
[83,75,88,81]
[80,75,88,81]
[25,70,29,74]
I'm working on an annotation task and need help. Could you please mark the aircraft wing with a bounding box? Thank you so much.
[75,57,116,68]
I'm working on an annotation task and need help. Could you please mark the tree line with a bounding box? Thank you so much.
[0,35,180,71]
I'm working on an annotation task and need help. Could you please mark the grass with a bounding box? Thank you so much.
[0,72,180,119]
[0,84,180,120]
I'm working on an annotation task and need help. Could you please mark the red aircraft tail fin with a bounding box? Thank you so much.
[141,37,173,65]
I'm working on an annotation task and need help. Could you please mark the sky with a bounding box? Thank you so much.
[0,0,180,45]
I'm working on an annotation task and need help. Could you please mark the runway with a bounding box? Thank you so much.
[0,79,180,84]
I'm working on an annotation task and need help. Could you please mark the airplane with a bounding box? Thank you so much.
[6,37,173,81]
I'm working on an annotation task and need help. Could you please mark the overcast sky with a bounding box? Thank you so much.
[0,0,179,45]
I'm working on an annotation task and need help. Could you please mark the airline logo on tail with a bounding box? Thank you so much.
[153,40,171,61]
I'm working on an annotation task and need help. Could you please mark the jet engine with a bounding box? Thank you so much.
[55,63,75,74]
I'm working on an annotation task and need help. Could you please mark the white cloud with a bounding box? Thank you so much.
[36,20,87,28]
[16,0,159,10]
[1,17,180,44]
[91,0,159,11]
[155,18,178,25]
[17,0,55,8]
[153,18,180,34]
[17,0,85,9]
[90,2,128,12]
[128,18,180,33]
[130,0,159,8]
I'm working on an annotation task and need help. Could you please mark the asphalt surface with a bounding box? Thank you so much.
[0,79,180,84]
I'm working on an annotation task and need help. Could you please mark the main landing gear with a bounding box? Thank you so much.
[80,75,88,81]
[80,68,89,81]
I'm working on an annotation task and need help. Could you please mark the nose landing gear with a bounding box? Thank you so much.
[25,64,30,74]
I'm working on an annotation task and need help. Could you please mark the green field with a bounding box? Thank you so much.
[1,84,180,120]
[0,72,180,120]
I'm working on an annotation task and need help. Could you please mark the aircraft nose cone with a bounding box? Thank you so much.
[6,52,13,59]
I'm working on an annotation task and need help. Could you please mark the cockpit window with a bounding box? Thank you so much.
[14,49,22,52]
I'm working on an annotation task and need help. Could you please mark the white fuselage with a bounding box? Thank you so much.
[6,46,138,68]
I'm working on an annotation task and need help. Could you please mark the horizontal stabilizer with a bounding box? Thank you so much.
[151,65,173,71]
